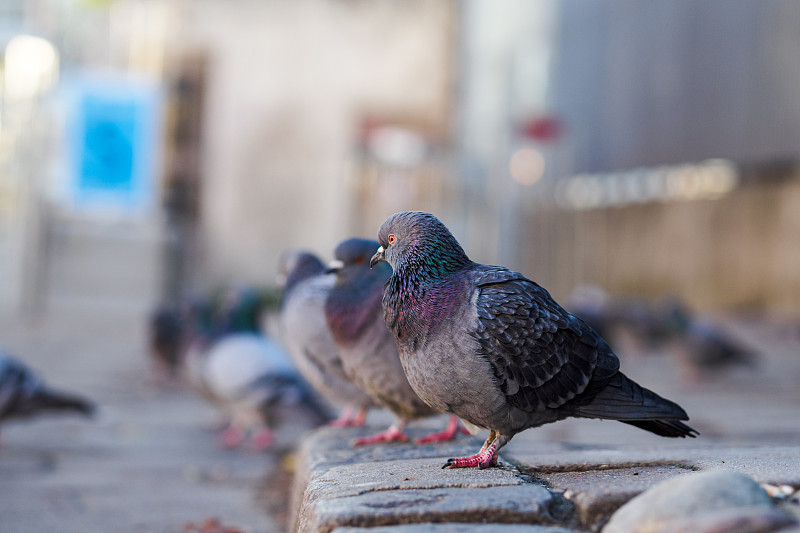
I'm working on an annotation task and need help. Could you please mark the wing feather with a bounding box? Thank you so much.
[471,267,618,412]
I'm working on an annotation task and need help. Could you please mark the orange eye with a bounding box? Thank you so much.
[388,234,396,245]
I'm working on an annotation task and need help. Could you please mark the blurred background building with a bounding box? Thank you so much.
[1,0,799,319]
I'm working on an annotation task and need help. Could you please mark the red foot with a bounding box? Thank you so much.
[353,425,409,446]
[219,426,245,449]
[329,406,367,428]
[251,428,273,452]
[442,442,498,469]
[415,415,470,444]
[329,406,354,427]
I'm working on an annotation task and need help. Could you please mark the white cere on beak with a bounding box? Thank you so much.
[327,259,344,270]
[377,246,385,254]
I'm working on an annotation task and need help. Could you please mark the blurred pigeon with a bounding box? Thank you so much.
[607,295,758,377]
[182,287,330,450]
[326,238,468,445]
[279,251,376,427]
[371,212,697,468]
[621,296,693,350]
[663,301,757,380]
[0,351,94,441]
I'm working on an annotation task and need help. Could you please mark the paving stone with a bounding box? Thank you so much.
[307,458,529,501]
[601,470,785,533]
[333,523,579,532]
[536,465,689,527]
[290,426,493,532]
[514,444,800,485]
[299,426,485,474]
[513,445,800,529]
[307,485,562,533]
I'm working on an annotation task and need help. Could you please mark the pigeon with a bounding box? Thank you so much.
[658,300,757,380]
[602,295,757,377]
[371,211,697,468]
[0,351,94,441]
[326,238,468,445]
[279,251,376,427]
[181,287,330,450]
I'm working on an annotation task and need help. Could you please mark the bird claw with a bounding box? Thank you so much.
[441,444,499,469]
[353,426,409,446]
[414,416,470,444]
[329,407,367,428]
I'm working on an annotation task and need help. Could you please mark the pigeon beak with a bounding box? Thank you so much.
[325,259,344,274]
[369,246,385,269]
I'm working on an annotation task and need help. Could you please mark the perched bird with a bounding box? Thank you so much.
[326,238,467,445]
[0,351,94,441]
[371,212,697,468]
[663,301,757,380]
[279,251,376,427]
[181,287,330,450]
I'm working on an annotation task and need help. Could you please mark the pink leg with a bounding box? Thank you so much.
[330,406,368,427]
[353,423,410,446]
[415,415,470,444]
[443,431,506,469]
[329,406,355,428]
[443,441,498,469]
[251,428,273,452]
[350,407,367,427]
[219,425,245,449]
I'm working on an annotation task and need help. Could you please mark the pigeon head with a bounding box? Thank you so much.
[325,238,391,345]
[371,211,470,279]
[329,238,391,282]
[279,251,326,297]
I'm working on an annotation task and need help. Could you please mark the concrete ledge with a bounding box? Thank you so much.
[291,426,576,533]
[292,426,800,533]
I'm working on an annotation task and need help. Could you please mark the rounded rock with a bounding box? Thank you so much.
[602,469,792,533]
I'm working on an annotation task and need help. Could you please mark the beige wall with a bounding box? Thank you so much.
[521,176,800,314]
[173,0,454,286]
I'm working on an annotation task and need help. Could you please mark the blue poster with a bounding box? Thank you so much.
[64,75,162,213]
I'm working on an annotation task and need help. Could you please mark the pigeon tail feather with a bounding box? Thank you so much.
[575,372,689,421]
[33,388,95,416]
[621,419,698,438]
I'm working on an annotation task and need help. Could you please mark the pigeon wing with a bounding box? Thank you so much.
[472,267,618,412]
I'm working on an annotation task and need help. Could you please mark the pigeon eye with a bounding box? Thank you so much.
[388,234,396,245]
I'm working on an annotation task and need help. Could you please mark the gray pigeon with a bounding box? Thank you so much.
[279,251,376,427]
[0,351,94,441]
[326,238,468,445]
[180,287,330,450]
[371,212,697,468]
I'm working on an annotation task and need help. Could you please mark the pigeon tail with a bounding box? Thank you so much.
[253,374,333,426]
[32,388,95,417]
[575,372,692,423]
[621,419,698,438]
